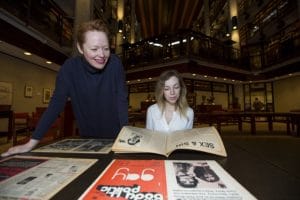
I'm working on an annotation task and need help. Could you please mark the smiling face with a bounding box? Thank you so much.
[163,76,181,105]
[77,31,110,70]
[176,174,198,188]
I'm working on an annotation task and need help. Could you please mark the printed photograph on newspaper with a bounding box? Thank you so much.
[79,159,257,200]
[0,155,97,200]
[0,156,48,182]
[32,138,113,154]
[165,160,257,200]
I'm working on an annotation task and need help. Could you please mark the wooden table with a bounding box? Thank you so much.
[16,135,300,200]
[195,112,300,136]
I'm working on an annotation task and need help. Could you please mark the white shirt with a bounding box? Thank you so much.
[146,104,194,133]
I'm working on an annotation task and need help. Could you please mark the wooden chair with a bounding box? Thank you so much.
[0,105,13,143]
[12,112,31,146]
[32,107,63,144]
[13,107,63,146]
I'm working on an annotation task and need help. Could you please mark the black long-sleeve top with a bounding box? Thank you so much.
[32,54,128,139]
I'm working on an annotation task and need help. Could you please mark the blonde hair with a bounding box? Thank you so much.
[77,19,110,49]
[155,70,189,118]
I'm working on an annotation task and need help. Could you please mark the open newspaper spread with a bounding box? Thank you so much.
[79,159,257,200]
[0,155,97,200]
[32,138,113,154]
[112,126,227,157]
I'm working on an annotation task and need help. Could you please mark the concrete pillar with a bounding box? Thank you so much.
[73,0,92,55]
[228,0,240,49]
[130,0,136,43]
[115,0,124,54]
[203,0,210,36]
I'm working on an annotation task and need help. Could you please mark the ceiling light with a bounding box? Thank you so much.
[152,43,163,47]
[171,41,180,46]
[24,52,32,56]
[46,61,52,64]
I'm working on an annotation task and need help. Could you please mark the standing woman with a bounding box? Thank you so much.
[146,70,194,133]
[2,19,128,157]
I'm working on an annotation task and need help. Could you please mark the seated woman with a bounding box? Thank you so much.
[146,70,194,133]
[253,97,264,111]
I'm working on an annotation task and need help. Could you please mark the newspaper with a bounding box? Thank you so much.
[165,160,256,199]
[0,155,97,200]
[32,138,113,154]
[79,159,257,200]
[112,126,227,157]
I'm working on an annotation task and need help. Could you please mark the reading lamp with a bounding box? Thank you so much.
[232,16,238,30]
[225,25,230,37]
[118,20,123,33]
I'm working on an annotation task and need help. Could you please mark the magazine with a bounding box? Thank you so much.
[0,155,97,200]
[32,138,113,154]
[112,126,227,157]
[79,159,257,200]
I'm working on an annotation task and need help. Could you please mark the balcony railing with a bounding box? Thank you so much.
[121,28,300,73]
[1,0,74,47]
[1,0,299,73]
[121,30,244,70]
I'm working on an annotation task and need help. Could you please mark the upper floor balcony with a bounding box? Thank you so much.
[1,0,299,81]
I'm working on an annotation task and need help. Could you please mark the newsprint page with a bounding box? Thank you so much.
[0,155,97,200]
[79,159,257,200]
[32,138,113,154]
[112,126,227,157]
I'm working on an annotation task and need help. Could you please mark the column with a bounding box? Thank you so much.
[115,0,124,54]
[72,0,92,55]
[228,0,240,49]
[130,0,136,43]
[203,0,210,36]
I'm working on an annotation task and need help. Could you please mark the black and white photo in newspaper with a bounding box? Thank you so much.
[165,160,257,200]
[0,156,97,200]
[32,138,113,154]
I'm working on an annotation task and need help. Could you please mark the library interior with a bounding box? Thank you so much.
[0,0,300,199]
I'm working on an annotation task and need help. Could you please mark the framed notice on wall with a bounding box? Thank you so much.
[24,85,33,98]
[43,88,51,103]
[0,81,13,105]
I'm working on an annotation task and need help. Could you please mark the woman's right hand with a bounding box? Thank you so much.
[1,139,39,157]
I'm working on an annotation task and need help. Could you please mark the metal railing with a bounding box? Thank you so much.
[1,0,74,47]
[121,28,300,72]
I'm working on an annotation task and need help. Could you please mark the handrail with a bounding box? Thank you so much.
[121,27,300,73]
[0,0,74,47]
[1,0,299,73]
